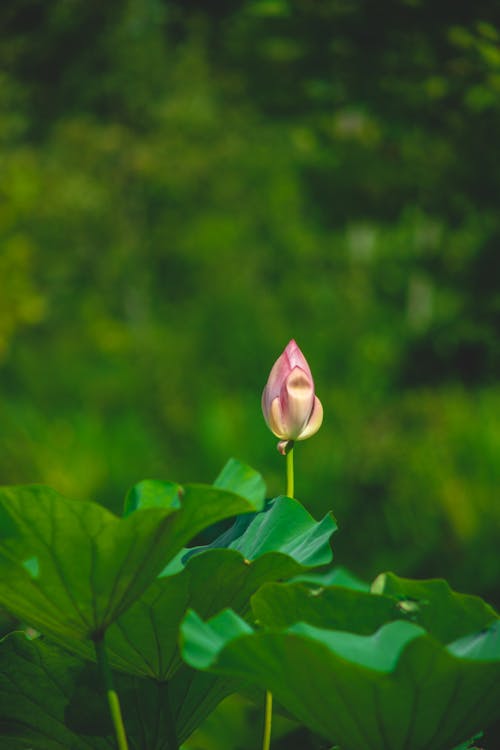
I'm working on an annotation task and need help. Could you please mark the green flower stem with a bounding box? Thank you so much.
[94,636,130,750]
[286,444,294,498]
[262,443,295,750]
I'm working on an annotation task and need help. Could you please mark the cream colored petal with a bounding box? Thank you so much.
[282,367,315,438]
[297,396,323,440]
[268,396,288,439]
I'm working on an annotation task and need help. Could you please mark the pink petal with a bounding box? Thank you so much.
[284,340,313,383]
[262,348,292,415]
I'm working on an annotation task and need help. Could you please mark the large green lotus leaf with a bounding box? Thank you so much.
[52,495,335,744]
[0,632,179,750]
[87,496,336,679]
[252,580,399,633]
[181,610,500,750]
[253,571,499,642]
[0,483,262,641]
[371,572,499,642]
[0,632,245,750]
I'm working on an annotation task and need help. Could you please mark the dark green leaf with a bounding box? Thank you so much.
[0,632,176,750]
[40,496,333,682]
[371,572,499,642]
[181,611,500,750]
[78,496,335,742]
[252,580,398,633]
[0,483,262,640]
[253,570,499,641]
[169,666,237,745]
[102,497,336,680]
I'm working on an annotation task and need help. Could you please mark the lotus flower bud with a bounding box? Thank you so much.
[262,340,323,452]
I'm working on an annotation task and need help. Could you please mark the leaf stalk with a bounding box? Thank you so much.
[94,635,130,750]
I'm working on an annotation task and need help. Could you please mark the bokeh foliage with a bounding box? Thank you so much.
[0,0,499,614]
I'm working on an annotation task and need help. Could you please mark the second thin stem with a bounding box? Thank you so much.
[262,689,273,750]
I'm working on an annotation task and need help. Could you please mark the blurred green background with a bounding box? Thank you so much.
[1,0,499,612]
[2,1,500,746]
